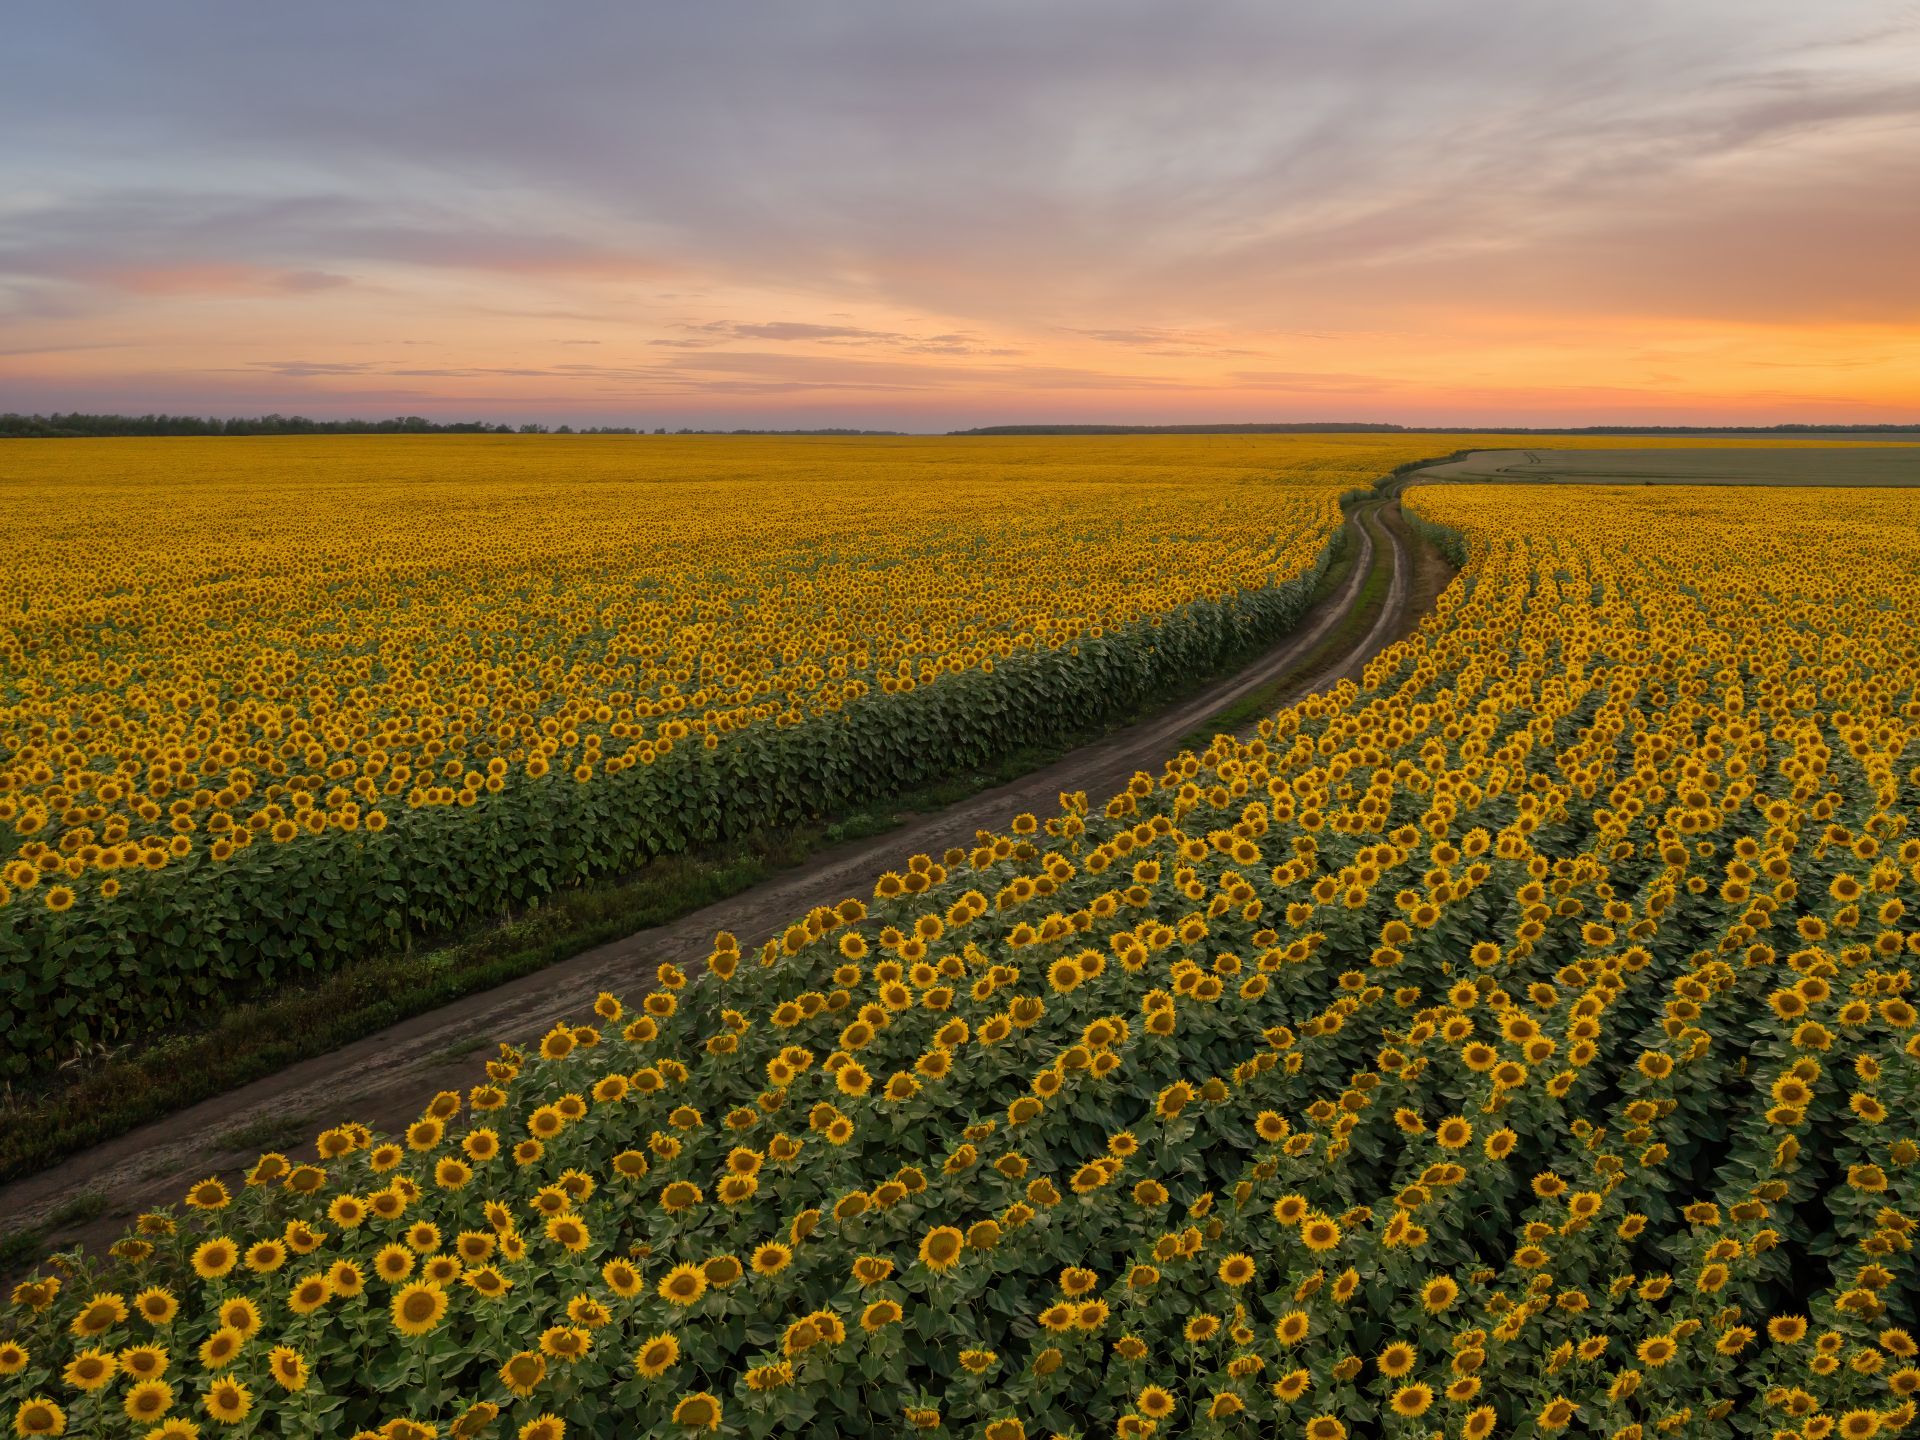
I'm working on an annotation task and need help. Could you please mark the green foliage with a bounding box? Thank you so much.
[0,553,1336,1081]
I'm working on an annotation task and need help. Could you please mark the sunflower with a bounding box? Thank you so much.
[10,1398,65,1437]
[918,1226,965,1272]
[1254,1365,1305,1405]
[1301,1216,1342,1252]
[202,1377,252,1425]
[734,1242,793,1283]
[62,1349,116,1391]
[216,1296,260,1340]
[588,1258,637,1297]
[745,1361,795,1393]
[1274,1310,1311,1346]
[533,1328,583,1367]
[1030,1299,1076,1336]
[327,1260,365,1297]
[1421,1277,1460,1312]
[374,1245,414,1283]
[122,1380,174,1423]
[658,1180,702,1214]
[133,1288,178,1326]
[1378,1341,1417,1377]
[190,1239,237,1278]
[1636,1336,1677,1367]
[1435,1116,1472,1149]
[390,1282,449,1337]
[671,1393,723,1431]
[405,1219,443,1252]
[197,1328,244,1370]
[268,1346,309,1392]
[1390,1384,1433,1417]
[1137,1387,1175,1419]
[558,1300,608,1338]
[499,1351,547,1398]
[658,1265,707,1307]
[1050,1265,1094,1297]
[1537,1397,1577,1431]
[1769,1315,1809,1344]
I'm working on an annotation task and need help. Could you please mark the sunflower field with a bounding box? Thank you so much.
[0,431,1436,1074]
[5,475,1917,1439]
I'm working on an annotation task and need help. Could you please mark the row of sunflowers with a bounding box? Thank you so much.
[2,432,1416,1072]
[4,471,1918,1439]
[0,433,1844,1075]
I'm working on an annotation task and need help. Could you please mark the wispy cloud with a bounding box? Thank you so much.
[671,320,1017,357]
[704,321,903,342]
[246,359,378,378]
[2,0,1916,424]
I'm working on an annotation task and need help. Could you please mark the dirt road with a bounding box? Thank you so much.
[0,493,1448,1258]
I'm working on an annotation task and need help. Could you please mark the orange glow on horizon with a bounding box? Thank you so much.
[7,277,1916,429]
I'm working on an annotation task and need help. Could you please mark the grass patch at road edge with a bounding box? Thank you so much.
[1175,506,1395,754]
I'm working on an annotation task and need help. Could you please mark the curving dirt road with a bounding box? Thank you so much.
[0,491,1450,1259]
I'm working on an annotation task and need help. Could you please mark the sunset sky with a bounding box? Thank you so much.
[5,0,1919,430]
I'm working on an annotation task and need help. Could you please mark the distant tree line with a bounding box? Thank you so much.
[0,412,658,438]
[9,412,1908,441]
[953,422,1920,436]
[1499,423,1920,434]
[951,422,1408,435]
[0,412,909,438]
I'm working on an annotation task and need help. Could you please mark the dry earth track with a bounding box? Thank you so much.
[0,492,1449,1261]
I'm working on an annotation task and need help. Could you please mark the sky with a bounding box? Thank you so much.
[4,1,1920,430]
